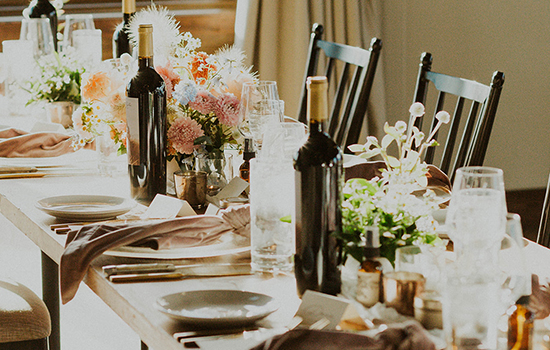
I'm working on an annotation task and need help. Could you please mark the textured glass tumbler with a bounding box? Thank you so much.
[249,158,295,273]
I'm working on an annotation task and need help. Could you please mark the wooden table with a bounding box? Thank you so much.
[0,160,301,350]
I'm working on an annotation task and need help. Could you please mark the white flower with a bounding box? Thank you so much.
[435,110,451,124]
[409,102,425,117]
[395,120,407,133]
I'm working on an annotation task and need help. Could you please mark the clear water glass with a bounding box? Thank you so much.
[261,121,307,161]
[20,18,55,58]
[446,166,507,259]
[72,29,102,65]
[249,158,295,273]
[62,14,95,50]
[248,99,284,152]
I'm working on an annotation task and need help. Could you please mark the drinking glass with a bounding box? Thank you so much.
[445,166,507,261]
[248,99,285,153]
[261,121,307,161]
[250,158,295,273]
[72,29,102,64]
[62,14,95,50]
[19,18,55,58]
[239,81,279,139]
[442,269,501,350]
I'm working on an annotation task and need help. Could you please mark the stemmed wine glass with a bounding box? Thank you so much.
[61,14,95,51]
[239,81,280,149]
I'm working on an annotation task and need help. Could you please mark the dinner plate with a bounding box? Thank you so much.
[36,194,135,221]
[155,290,278,327]
[105,232,250,259]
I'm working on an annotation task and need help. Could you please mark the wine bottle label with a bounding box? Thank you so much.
[356,270,380,307]
[126,97,140,165]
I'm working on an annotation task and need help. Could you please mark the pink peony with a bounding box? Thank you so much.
[156,62,181,99]
[189,90,216,115]
[214,93,241,127]
[167,117,204,155]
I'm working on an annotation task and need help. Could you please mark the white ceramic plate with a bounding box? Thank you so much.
[155,290,278,327]
[36,195,135,221]
[105,232,250,259]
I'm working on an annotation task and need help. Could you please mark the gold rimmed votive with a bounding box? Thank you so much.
[174,170,207,209]
[383,271,425,317]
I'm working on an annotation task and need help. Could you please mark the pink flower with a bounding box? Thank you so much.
[214,93,240,126]
[167,117,204,155]
[189,90,216,115]
[156,62,181,99]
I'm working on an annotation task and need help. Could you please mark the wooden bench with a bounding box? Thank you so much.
[0,0,236,59]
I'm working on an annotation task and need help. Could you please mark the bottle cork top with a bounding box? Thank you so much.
[138,24,154,58]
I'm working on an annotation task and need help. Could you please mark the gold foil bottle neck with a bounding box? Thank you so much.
[306,76,329,122]
[122,0,136,14]
[138,24,153,58]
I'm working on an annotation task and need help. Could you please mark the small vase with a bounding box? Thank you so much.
[195,153,233,196]
[45,101,75,128]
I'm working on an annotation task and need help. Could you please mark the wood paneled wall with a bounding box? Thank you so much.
[1,0,236,60]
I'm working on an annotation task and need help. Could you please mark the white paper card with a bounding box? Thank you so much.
[208,177,249,207]
[30,121,66,133]
[296,290,368,330]
[143,194,196,219]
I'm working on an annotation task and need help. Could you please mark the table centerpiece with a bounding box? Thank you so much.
[339,102,451,268]
[72,4,257,189]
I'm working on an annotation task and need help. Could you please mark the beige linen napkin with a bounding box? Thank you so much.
[60,205,250,304]
[250,321,435,350]
[0,128,74,158]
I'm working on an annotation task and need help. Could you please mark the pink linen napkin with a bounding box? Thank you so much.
[250,321,435,350]
[60,205,250,304]
[0,128,74,158]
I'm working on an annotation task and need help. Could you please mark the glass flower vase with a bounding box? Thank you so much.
[194,152,233,196]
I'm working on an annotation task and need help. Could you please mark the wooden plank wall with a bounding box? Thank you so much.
[1,0,237,60]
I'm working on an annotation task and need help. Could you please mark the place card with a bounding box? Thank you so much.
[296,290,370,331]
[208,177,249,207]
[30,121,67,133]
[143,194,196,219]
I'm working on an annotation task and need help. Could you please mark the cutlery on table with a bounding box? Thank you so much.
[103,262,252,283]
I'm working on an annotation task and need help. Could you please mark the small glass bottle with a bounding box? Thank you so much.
[508,295,534,350]
[239,138,255,182]
[356,227,383,307]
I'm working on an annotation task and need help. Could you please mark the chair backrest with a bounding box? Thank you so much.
[297,23,382,151]
[537,175,550,248]
[413,52,505,180]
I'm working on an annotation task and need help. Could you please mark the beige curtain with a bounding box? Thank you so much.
[234,0,386,140]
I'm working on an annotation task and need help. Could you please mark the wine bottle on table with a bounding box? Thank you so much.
[294,76,343,296]
[112,0,136,58]
[126,24,167,205]
[28,0,58,51]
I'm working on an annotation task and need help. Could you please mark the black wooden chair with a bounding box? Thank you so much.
[297,23,382,151]
[537,175,550,248]
[412,52,505,181]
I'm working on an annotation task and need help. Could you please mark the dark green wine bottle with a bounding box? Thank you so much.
[126,24,167,205]
[294,76,343,296]
[112,0,136,58]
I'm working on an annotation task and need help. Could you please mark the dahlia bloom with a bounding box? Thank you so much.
[167,117,204,154]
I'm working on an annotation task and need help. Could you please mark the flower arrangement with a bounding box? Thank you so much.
[71,54,135,151]
[128,5,257,167]
[339,103,451,265]
[73,5,257,169]
[24,48,86,106]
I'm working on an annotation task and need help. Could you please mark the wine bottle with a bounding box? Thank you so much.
[28,0,58,51]
[294,76,343,296]
[126,24,167,204]
[112,0,136,58]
